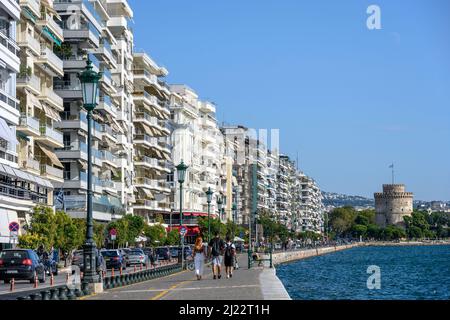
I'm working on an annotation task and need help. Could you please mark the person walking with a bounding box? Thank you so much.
[193,236,206,280]
[224,235,236,278]
[208,231,225,279]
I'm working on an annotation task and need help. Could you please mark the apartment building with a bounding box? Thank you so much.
[169,85,229,242]
[299,173,325,233]
[132,52,172,223]
[52,0,129,221]
[1,0,53,249]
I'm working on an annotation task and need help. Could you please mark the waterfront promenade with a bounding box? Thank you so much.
[83,254,290,300]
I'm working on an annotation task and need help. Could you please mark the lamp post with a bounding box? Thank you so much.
[176,160,188,269]
[217,195,223,223]
[232,203,237,224]
[78,59,102,287]
[205,187,213,242]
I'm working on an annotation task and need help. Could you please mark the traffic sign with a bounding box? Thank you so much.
[111,234,116,241]
[9,221,19,232]
[109,228,117,236]
[179,226,187,236]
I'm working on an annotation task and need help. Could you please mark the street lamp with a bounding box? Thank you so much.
[78,59,102,287]
[232,203,237,223]
[205,187,213,242]
[217,194,223,222]
[176,160,188,269]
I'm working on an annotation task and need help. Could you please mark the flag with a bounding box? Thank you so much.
[389,164,394,168]
[56,188,65,211]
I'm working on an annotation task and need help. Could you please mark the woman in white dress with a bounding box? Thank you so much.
[193,236,206,280]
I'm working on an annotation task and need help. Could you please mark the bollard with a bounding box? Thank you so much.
[111,268,115,277]
[50,274,54,286]
[103,276,110,289]
[49,288,59,300]
[120,266,123,276]
[74,288,83,297]
[29,293,41,300]
[66,288,75,300]
[81,282,91,296]
[134,265,137,273]
[58,287,68,300]
[10,278,14,292]
[33,272,38,288]
[41,290,51,300]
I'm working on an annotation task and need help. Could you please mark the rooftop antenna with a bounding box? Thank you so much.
[296,151,299,171]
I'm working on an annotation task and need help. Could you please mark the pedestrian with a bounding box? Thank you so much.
[208,231,225,279]
[193,236,206,280]
[224,235,236,278]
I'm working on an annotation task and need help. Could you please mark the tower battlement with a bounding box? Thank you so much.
[374,183,414,228]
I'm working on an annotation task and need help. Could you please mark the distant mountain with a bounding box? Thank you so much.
[322,191,375,208]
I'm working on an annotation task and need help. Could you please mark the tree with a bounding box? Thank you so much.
[197,217,226,240]
[165,229,180,245]
[329,206,357,237]
[351,224,367,238]
[143,224,166,246]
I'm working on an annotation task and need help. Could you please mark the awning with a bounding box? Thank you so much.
[138,188,154,199]
[153,149,163,159]
[141,123,154,136]
[161,151,171,161]
[42,104,61,122]
[110,166,119,177]
[77,159,87,170]
[0,118,17,145]
[37,143,64,168]
[27,91,43,110]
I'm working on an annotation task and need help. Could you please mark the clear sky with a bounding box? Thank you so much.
[129,0,450,201]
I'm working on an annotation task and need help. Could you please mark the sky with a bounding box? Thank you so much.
[128,0,450,201]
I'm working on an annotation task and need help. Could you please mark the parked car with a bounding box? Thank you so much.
[101,250,126,270]
[0,249,46,284]
[72,249,106,272]
[155,247,170,260]
[169,246,179,259]
[127,249,148,266]
[119,248,131,265]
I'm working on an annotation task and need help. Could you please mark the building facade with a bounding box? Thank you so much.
[1,0,53,249]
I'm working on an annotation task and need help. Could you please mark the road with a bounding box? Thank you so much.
[85,254,266,300]
[0,259,179,299]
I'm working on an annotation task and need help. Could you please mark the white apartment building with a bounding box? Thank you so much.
[52,0,131,221]
[132,52,172,222]
[1,0,53,249]
[170,85,227,242]
[299,173,325,233]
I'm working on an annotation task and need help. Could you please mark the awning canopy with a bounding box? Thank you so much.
[37,143,64,168]
[0,118,17,145]
[27,91,43,110]
[138,187,154,199]
[77,159,87,170]
[42,104,61,122]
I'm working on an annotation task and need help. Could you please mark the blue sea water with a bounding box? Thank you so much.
[276,245,450,300]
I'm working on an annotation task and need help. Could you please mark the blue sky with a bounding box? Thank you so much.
[129,0,450,201]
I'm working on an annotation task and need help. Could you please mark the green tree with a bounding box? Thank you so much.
[143,224,166,246]
[351,224,367,238]
[165,229,180,245]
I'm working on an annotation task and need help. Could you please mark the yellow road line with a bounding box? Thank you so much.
[149,279,192,300]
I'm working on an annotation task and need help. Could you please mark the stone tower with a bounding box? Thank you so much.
[374,184,413,228]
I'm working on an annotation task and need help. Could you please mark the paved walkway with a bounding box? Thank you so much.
[84,254,290,300]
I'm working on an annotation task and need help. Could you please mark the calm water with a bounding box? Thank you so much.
[276,245,450,300]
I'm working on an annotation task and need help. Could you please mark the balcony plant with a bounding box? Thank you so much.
[18,64,32,78]
[53,42,72,60]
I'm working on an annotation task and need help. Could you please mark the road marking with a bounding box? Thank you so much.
[127,284,260,294]
[149,280,190,300]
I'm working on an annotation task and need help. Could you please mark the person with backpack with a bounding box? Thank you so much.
[224,235,236,278]
[208,231,225,279]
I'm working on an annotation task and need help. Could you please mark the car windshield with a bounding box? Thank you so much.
[102,250,119,257]
[0,251,28,260]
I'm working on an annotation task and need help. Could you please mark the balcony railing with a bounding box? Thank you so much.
[40,125,63,143]
[135,156,159,167]
[101,124,116,137]
[0,30,20,57]
[17,30,40,53]
[101,150,117,164]
[40,45,63,71]
[19,115,40,132]
[0,89,20,111]
[134,112,159,126]
[135,177,159,188]
[40,164,63,179]
[17,74,40,92]
[134,134,158,146]
[22,158,40,172]
[0,181,48,205]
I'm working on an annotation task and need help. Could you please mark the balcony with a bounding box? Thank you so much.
[100,123,117,142]
[133,69,158,86]
[53,80,82,100]
[0,89,20,124]
[0,181,49,208]
[56,141,88,161]
[63,171,87,190]
[40,164,64,183]
[2,0,21,20]
[21,157,40,175]
[57,111,88,131]
[133,134,159,149]
[98,95,117,117]
[0,31,20,73]
[93,40,116,68]
[133,200,159,211]
[20,0,40,18]
[199,101,216,114]
[99,69,116,94]
[36,125,64,148]
[134,112,162,130]
[36,45,64,77]
[134,156,161,171]
[201,117,216,129]
[38,88,64,112]
[63,22,100,49]
[101,150,118,168]
[17,30,40,56]
[17,115,40,137]
[16,74,41,95]
[37,13,64,47]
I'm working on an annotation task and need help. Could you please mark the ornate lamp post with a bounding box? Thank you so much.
[232,203,237,223]
[205,187,213,242]
[78,59,102,287]
[217,195,223,222]
[176,160,188,268]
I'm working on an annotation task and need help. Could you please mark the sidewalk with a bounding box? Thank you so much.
[85,254,290,300]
